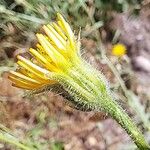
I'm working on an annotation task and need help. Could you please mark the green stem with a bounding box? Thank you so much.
[0,133,32,150]
[102,55,150,131]
[100,96,150,150]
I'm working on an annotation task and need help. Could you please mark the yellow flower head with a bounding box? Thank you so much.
[112,43,126,57]
[8,14,150,149]
[9,13,81,90]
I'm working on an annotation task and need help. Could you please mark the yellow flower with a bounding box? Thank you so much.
[8,14,150,149]
[9,13,81,90]
[112,43,126,57]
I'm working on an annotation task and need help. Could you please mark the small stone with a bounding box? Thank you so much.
[88,136,97,146]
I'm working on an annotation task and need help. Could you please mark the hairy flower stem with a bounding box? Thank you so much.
[54,60,150,150]
[98,96,150,150]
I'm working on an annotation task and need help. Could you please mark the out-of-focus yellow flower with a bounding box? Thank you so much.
[112,43,126,57]
[9,13,81,90]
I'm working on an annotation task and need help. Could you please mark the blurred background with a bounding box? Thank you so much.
[0,0,150,149]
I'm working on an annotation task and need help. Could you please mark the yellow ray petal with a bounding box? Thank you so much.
[18,68,56,86]
[9,75,42,89]
[12,83,38,90]
[17,55,50,78]
[52,22,67,40]
[29,48,58,72]
[47,24,66,45]
[9,71,41,84]
[36,34,57,63]
[17,69,45,84]
[57,20,66,33]
[57,13,75,49]
[36,34,68,66]
[43,25,65,50]
[17,60,49,80]
[36,43,52,61]
[36,43,46,55]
